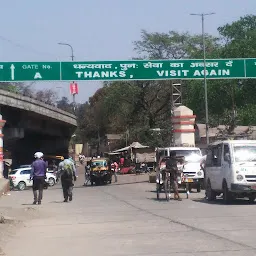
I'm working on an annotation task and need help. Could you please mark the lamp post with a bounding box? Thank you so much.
[58,42,76,110]
[58,42,74,61]
[190,12,215,145]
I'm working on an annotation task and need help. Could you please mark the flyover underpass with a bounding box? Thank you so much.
[0,89,77,167]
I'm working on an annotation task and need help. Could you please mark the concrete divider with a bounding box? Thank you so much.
[0,178,10,198]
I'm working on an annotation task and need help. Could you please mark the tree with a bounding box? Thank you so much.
[56,97,73,113]
[34,89,57,105]
[186,15,256,131]
[216,15,256,128]
[134,30,220,59]
[76,17,256,150]
[218,15,256,58]
[79,30,222,147]
[0,82,20,93]
[15,84,34,97]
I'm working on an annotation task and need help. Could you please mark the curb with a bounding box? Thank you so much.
[0,179,10,198]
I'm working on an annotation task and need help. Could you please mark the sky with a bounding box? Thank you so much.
[0,0,255,103]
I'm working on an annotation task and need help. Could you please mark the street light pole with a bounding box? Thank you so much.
[58,42,74,61]
[58,42,76,110]
[190,12,215,145]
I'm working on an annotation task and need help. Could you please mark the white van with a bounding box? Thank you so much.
[157,147,203,192]
[205,140,256,203]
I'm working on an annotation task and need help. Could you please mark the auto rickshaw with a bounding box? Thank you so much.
[90,158,112,185]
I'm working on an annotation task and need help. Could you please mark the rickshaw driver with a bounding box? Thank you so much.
[166,151,182,201]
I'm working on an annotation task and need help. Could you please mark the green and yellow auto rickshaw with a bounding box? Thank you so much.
[90,158,112,185]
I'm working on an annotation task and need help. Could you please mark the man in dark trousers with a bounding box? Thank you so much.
[166,151,182,201]
[3,160,10,179]
[57,157,77,202]
[30,152,47,205]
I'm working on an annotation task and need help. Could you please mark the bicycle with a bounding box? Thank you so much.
[163,170,171,201]
[156,171,163,200]
[156,169,171,201]
[181,173,190,199]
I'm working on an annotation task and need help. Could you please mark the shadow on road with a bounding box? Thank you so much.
[146,189,197,194]
[109,181,148,186]
[147,197,173,202]
[49,200,66,204]
[48,180,149,190]
[192,198,256,205]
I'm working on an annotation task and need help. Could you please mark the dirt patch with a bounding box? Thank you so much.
[0,180,10,200]
[0,206,48,255]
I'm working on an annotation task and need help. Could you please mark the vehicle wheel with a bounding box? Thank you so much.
[18,181,26,191]
[48,177,55,187]
[164,179,170,202]
[206,180,216,201]
[223,181,233,204]
[197,184,201,193]
[249,194,256,203]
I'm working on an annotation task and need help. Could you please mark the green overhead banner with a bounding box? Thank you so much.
[0,58,255,81]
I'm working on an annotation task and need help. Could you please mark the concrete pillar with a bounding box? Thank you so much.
[172,106,196,147]
[0,114,6,178]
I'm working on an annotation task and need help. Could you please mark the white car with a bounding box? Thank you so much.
[9,167,57,190]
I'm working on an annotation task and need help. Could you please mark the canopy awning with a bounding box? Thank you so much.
[111,142,149,153]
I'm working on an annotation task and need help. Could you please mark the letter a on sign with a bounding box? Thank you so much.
[34,72,42,79]
[70,82,78,95]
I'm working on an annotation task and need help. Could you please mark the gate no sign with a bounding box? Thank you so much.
[0,58,256,82]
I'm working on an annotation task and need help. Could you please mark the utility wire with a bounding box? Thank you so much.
[0,35,57,58]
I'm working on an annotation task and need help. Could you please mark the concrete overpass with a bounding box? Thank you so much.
[0,89,77,167]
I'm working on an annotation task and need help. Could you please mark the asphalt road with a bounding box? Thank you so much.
[1,168,256,256]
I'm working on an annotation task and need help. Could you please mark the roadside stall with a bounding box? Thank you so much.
[108,142,154,174]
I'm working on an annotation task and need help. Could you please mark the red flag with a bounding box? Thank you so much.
[70,82,78,95]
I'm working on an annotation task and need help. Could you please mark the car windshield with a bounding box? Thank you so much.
[9,170,17,175]
[233,145,256,162]
[92,161,107,167]
[171,150,202,163]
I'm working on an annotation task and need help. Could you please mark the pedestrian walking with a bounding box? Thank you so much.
[112,161,118,182]
[57,157,77,202]
[30,152,47,205]
[3,160,10,179]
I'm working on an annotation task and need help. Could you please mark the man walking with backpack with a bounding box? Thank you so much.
[57,157,77,202]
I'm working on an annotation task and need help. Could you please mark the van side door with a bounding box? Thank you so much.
[210,144,223,190]
[222,143,232,189]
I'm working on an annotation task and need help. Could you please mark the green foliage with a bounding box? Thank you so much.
[238,104,256,126]
[134,30,221,59]
[0,82,23,93]
[61,15,256,148]
[218,15,256,58]
[56,97,73,113]
[186,15,256,132]
[0,82,58,105]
